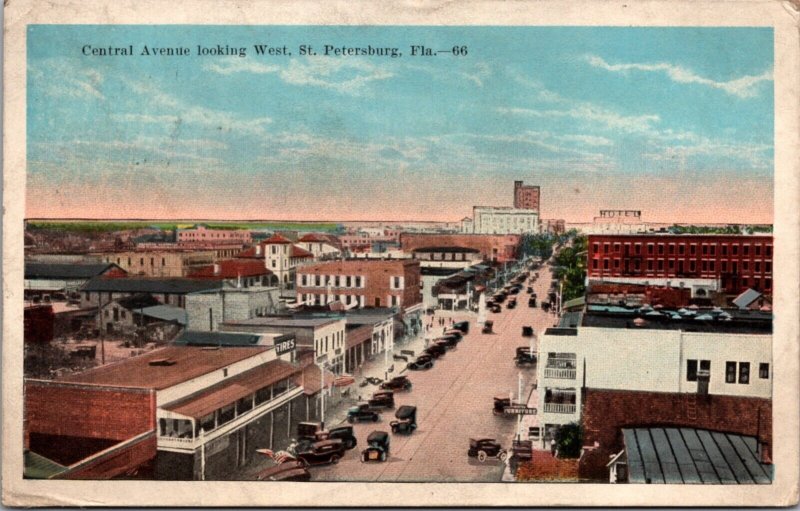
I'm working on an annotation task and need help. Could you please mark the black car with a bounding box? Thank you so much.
[390,405,417,435]
[368,391,395,409]
[514,347,537,367]
[296,422,358,450]
[295,439,346,466]
[452,321,470,334]
[528,297,537,308]
[256,460,311,481]
[490,304,502,313]
[347,403,380,423]
[424,343,447,359]
[407,355,434,370]
[507,300,517,309]
[436,335,459,348]
[361,430,391,462]
[526,287,534,294]
[482,320,494,334]
[379,375,412,392]
[443,329,463,340]
[521,326,534,337]
[468,438,507,463]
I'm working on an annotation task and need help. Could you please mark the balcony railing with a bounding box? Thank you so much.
[543,403,577,414]
[543,368,577,379]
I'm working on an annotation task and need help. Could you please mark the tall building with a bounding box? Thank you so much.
[472,206,539,234]
[513,180,541,212]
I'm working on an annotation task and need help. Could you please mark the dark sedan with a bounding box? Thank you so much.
[295,439,346,466]
[407,354,434,370]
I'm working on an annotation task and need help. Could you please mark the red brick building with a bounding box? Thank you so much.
[578,388,772,480]
[587,234,773,296]
[399,233,521,263]
[514,180,540,211]
[296,259,421,312]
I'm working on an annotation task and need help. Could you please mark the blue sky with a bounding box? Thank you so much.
[27,26,774,222]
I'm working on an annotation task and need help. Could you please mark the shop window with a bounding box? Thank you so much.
[255,386,272,405]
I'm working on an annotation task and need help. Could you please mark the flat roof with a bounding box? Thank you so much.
[226,317,342,328]
[623,427,771,484]
[582,307,772,334]
[173,330,285,347]
[60,345,271,390]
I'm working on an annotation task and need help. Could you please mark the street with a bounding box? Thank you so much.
[310,261,556,482]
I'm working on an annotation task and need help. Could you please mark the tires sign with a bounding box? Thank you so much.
[275,337,296,355]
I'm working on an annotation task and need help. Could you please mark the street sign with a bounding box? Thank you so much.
[503,405,537,415]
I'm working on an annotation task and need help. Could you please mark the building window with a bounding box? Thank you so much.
[759,363,770,379]
[725,362,736,383]
[689,261,696,272]
[678,244,685,255]
[721,245,728,256]
[604,243,610,254]
[739,362,750,384]
[592,259,598,270]
[765,261,772,273]
[755,245,762,256]
[709,245,716,256]
[634,244,641,255]
[709,261,715,272]
[743,245,750,256]
[603,260,609,270]
[647,244,654,255]
[690,244,697,255]
[646,260,653,271]
[686,360,698,381]
[732,244,738,256]
[668,260,675,270]
[702,245,708,256]
[657,244,664,255]
[743,261,749,271]
[766,245,772,257]
[614,243,621,253]
[657,260,664,271]
[668,244,675,255]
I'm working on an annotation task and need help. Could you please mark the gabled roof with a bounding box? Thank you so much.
[115,293,162,310]
[140,305,188,324]
[298,233,330,243]
[291,245,314,258]
[25,262,124,280]
[82,277,223,295]
[187,259,271,279]
[263,234,292,245]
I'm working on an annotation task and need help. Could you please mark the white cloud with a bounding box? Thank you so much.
[204,60,281,75]
[586,55,772,99]
[496,105,661,134]
[461,62,492,87]
[31,60,105,101]
[278,58,393,96]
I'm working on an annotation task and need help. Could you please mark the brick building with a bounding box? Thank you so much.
[587,234,773,297]
[295,259,421,313]
[176,224,252,245]
[514,180,540,211]
[96,249,217,278]
[400,233,521,263]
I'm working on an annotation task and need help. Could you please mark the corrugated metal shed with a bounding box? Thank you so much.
[623,427,771,484]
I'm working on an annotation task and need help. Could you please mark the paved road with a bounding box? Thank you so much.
[312,261,556,482]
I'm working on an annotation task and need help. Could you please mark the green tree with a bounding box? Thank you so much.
[554,422,583,458]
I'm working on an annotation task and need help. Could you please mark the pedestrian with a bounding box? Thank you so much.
[550,438,557,456]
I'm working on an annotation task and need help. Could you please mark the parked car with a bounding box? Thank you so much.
[380,375,412,392]
[424,343,447,359]
[407,354,434,370]
[347,403,380,423]
[514,347,537,367]
[507,299,517,309]
[361,430,391,462]
[521,326,533,337]
[528,297,537,308]
[256,460,311,481]
[482,320,494,334]
[452,321,470,334]
[295,439,346,466]
[368,390,395,409]
[526,286,534,294]
[511,439,533,463]
[493,396,513,416]
[297,422,358,450]
[443,328,463,340]
[390,405,417,435]
[468,438,507,463]
[490,304,502,313]
[435,335,459,349]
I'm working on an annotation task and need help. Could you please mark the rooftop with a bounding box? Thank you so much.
[299,259,418,273]
[60,345,271,390]
[412,246,480,254]
[187,259,271,279]
[25,262,122,280]
[623,427,771,484]
[225,317,342,328]
[581,305,772,334]
[82,277,223,294]
[173,330,288,347]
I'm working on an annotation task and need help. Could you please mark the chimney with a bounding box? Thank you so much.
[213,263,221,275]
[256,244,262,256]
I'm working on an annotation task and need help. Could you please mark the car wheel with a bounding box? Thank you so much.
[372,415,379,422]
[498,451,508,462]
[348,416,355,424]
[330,454,340,465]
[477,451,487,462]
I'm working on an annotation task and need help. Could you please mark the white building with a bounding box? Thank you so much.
[536,307,772,437]
[296,233,343,260]
[464,206,540,235]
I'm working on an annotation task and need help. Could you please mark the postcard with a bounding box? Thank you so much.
[3,0,799,507]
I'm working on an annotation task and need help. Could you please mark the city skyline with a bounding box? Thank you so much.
[27,26,774,223]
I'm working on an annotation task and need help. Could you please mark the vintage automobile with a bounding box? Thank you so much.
[256,460,311,481]
[511,439,533,463]
[526,286,534,294]
[521,326,534,337]
[507,299,517,309]
[361,431,391,462]
[482,320,494,334]
[368,390,395,409]
[407,354,434,370]
[295,439,346,466]
[347,403,380,423]
[490,304,502,313]
[509,287,520,295]
[452,320,470,334]
[528,297,537,308]
[390,405,417,435]
[297,422,357,450]
[379,375,412,392]
[514,347,537,367]
[424,343,447,359]
[435,335,459,349]
[443,328,463,340]
[468,438,508,463]
[492,396,516,416]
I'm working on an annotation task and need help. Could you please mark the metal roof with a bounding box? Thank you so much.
[25,262,120,280]
[139,305,188,325]
[733,288,763,309]
[24,450,67,479]
[623,427,771,484]
[173,330,265,347]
